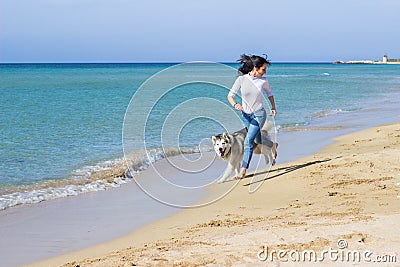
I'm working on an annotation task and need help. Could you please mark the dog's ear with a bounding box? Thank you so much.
[222,133,230,142]
[211,136,217,143]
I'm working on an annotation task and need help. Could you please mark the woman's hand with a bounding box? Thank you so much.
[270,108,277,117]
[233,103,243,111]
[268,96,276,117]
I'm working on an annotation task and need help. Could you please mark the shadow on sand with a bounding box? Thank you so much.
[242,158,338,187]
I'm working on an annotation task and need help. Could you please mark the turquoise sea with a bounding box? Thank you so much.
[1,63,399,210]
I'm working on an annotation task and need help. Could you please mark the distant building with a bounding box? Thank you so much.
[339,54,400,65]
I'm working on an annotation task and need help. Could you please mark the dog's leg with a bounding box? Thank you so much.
[264,143,277,166]
[264,153,271,166]
[261,145,274,166]
[217,163,235,183]
[272,143,278,165]
[235,166,240,176]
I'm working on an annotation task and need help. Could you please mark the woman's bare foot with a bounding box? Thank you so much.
[235,168,247,179]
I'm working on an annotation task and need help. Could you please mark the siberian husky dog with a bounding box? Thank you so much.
[212,121,276,183]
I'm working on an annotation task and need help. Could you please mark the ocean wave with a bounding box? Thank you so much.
[279,122,308,129]
[0,178,128,210]
[282,125,347,132]
[278,109,347,132]
[269,74,308,78]
[269,73,331,78]
[0,146,206,210]
[311,109,345,118]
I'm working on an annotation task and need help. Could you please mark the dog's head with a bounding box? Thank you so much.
[211,133,231,159]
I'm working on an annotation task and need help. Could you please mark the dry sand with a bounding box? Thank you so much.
[29,122,400,266]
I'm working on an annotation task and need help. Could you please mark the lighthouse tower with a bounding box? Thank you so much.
[383,55,388,63]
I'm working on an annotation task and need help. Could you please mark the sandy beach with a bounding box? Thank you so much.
[26,120,400,267]
[3,1,400,266]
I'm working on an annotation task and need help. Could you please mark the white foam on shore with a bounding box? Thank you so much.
[0,146,206,211]
[0,178,128,210]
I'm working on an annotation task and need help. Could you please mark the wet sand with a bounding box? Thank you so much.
[28,121,400,266]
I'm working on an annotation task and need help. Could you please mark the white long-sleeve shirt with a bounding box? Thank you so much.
[228,74,273,114]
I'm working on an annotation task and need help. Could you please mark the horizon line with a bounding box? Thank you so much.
[0,61,333,64]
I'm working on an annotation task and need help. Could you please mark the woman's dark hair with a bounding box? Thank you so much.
[237,54,271,75]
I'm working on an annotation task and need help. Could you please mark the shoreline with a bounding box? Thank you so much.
[27,119,400,267]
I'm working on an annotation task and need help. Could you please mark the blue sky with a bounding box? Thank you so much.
[1,0,399,62]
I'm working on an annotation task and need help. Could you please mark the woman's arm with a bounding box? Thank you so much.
[227,95,236,106]
[268,95,276,117]
[263,80,276,117]
[228,76,243,110]
[228,95,243,110]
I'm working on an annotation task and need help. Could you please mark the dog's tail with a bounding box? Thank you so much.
[260,120,276,148]
[261,120,273,133]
